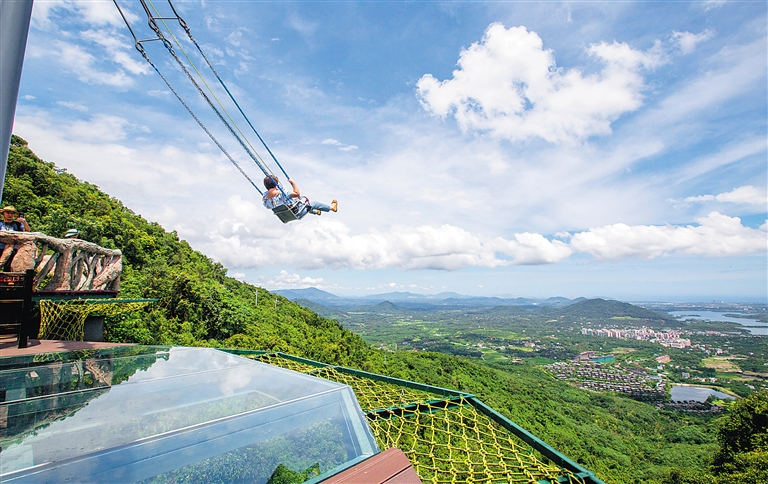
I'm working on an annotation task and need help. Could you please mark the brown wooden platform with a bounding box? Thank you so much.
[0,335,133,357]
[325,448,421,483]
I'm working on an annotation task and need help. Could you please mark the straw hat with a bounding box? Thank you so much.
[0,206,18,214]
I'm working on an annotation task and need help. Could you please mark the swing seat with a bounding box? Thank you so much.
[272,201,309,223]
[272,204,298,223]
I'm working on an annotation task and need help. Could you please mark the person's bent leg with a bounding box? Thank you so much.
[309,201,331,213]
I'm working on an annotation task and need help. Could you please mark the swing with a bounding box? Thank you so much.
[113,0,317,223]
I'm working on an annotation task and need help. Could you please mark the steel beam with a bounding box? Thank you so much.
[0,0,34,202]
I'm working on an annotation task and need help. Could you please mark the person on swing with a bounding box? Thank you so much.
[262,176,337,218]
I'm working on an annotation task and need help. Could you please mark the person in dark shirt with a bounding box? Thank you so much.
[0,206,31,271]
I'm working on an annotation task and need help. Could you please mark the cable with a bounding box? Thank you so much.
[113,0,264,195]
[166,0,291,180]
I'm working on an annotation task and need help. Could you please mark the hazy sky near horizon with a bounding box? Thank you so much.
[12,0,767,301]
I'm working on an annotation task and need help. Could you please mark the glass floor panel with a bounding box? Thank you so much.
[0,346,378,483]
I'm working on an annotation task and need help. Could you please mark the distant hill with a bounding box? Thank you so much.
[276,287,581,310]
[274,287,340,302]
[550,298,678,325]
[372,301,405,313]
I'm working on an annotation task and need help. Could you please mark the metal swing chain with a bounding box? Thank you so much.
[112,0,264,195]
[139,0,277,184]
[165,0,291,181]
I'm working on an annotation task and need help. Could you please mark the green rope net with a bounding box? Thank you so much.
[249,354,584,484]
[39,300,152,341]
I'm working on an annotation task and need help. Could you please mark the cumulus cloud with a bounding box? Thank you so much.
[672,30,714,54]
[197,196,572,271]
[677,185,768,206]
[570,212,767,260]
[261,270,327,289]
[416,23,663,143]
[197,197,765,271]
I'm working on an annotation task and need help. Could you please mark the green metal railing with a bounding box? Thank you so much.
[222,349,606,484]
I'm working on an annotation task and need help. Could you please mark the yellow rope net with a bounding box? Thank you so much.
[38,300,152,341]
[249,354,584,484]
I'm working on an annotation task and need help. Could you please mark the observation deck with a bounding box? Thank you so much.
[0,345,604,483]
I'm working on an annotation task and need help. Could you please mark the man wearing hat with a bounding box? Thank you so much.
[0,206,30,232]
[0,206,31,271]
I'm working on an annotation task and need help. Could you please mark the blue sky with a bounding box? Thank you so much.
[13,0,767,301]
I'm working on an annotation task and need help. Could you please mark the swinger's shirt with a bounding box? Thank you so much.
[262,191,292,210]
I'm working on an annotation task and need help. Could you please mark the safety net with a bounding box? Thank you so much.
[38,299,153,341]
[246,352,592,484]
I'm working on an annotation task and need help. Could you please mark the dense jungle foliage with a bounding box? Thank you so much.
[3,135,764,484]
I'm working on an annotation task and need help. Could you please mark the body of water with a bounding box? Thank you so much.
[668,310,768,336]
[670,385,735,402]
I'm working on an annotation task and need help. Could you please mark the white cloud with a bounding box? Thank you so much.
[74,1,127,27]
[148,90,171,98]
[32,0,134,30]
[416,23,664,143]
[672,30,715,54]
[57,101,89,112]
[80,29,149,76]
[53,40,134,87]
[261,270,327,289]
[196,195,572,271]
[703,0,727,12]
[288,14,318,38]
[570,212,767,260]
[321,138,358,151]
[31,1,69,30]
[22,95,36,100]
[673,138,767,183]
[66,114,129,143]
[678,185,768,206]
[195,199,764,271]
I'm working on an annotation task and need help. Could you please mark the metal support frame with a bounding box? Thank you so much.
[0,0,34,203]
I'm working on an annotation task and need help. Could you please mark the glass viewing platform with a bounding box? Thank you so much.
[0,346,378,483]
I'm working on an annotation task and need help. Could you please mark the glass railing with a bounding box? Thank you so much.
[0,346,378,483]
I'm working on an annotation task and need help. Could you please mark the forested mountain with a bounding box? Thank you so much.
[3,135,763,484]
[547,297,679,325]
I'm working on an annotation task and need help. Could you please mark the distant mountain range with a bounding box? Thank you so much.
[275,287,585,309]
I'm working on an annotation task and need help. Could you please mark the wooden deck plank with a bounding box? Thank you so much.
[0,335,133,357]
[325,448,422,484]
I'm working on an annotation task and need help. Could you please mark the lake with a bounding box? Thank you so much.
[668,310,768,336]
[670,385,735,402]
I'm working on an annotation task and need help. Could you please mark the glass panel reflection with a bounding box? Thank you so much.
[0,347,378,483]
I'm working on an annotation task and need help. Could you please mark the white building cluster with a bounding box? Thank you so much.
[581,327,691,348]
